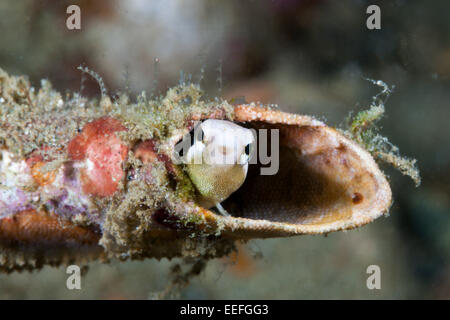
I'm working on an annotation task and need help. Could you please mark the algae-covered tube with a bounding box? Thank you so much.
[0,68,392,272]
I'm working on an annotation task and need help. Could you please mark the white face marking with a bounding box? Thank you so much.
[186,119,254,166]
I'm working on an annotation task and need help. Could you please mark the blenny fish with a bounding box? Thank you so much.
[0,68,400,272]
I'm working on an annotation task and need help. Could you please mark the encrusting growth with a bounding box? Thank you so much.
[343,79,421,186]
[0,67,409,273]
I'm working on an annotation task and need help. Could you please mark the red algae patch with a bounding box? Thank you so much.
[68,117,128,197]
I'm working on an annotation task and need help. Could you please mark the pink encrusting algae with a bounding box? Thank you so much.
[67,117,128,197]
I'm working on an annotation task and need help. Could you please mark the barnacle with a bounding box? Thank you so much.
[0,68,403,272]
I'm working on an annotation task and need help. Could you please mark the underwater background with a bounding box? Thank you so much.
[0,0,448,299]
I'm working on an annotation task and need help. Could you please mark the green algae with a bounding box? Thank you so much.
[0,67,236,265]
[343,79,421,187]
[0,67,233,158]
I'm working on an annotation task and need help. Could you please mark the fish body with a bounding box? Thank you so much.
[184,119,254,209]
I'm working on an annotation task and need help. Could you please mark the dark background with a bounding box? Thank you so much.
[0,0,448,299]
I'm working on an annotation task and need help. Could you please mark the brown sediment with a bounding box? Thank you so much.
[0,210,101,246]
[0,210,104,273]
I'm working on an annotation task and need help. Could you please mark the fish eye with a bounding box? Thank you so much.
[178,146,185,157]
[245,143,251,156]
[176,127,197,158]
[190,122,205,143]
[196,128,204,142]
[189,128,196,145]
